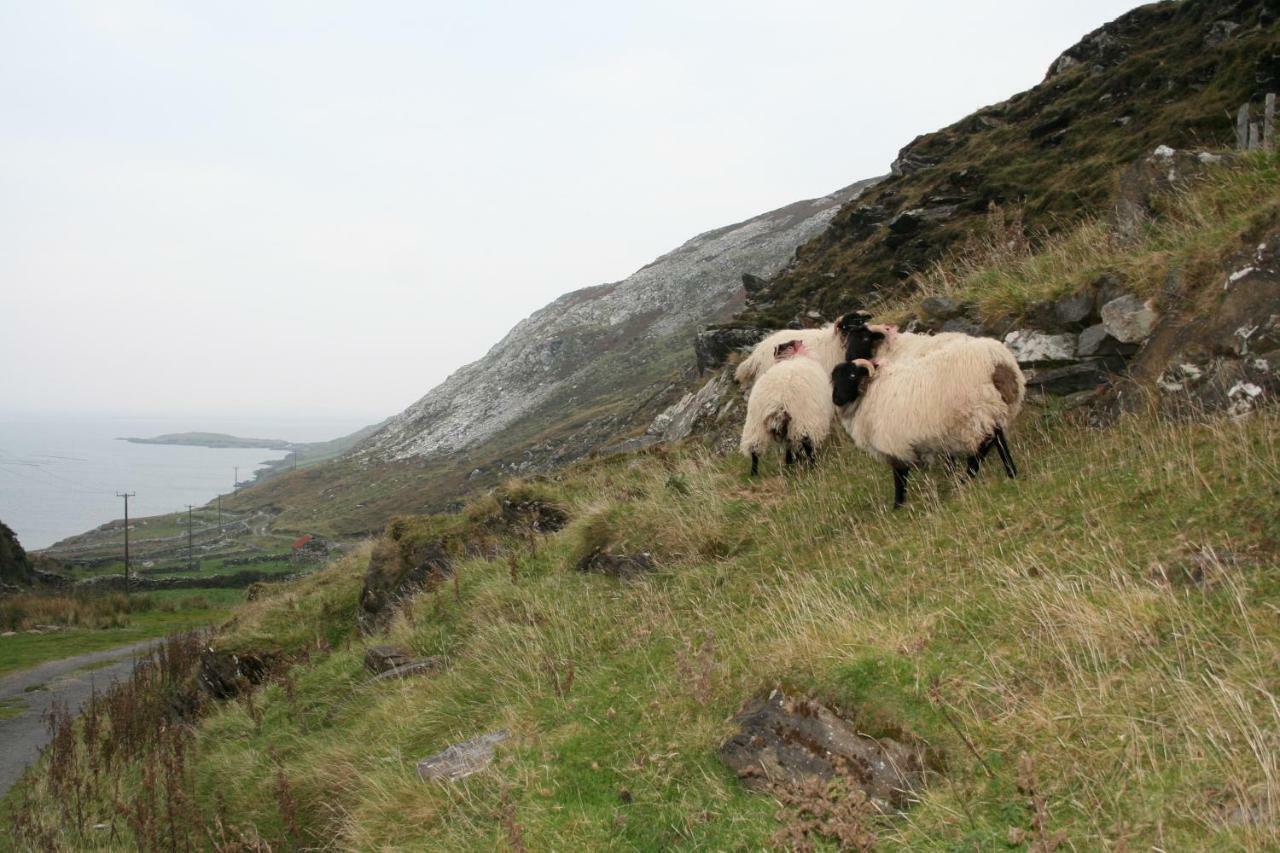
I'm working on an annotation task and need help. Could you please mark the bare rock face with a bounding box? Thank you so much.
[1003,330,1077,364]
[417,731,508,782]
[356,178,881,469]
[694,327,770,374]
[719,689,929,813]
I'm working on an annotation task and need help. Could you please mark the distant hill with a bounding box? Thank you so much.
[120,433,297,450]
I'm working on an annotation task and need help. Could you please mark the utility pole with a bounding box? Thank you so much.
[116,492,135,597]
[217,494,222,531]
[234,466,239,490]
[186,504,196,572]
[292,450,298,471]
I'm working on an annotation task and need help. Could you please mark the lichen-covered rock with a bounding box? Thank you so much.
[719,689,929,813]
[1003,330,1077,364]
[417,731,508,782]
[693,327,769,374]
[1101,295,1159,343]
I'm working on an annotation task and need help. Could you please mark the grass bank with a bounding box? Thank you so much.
[8,404,1278,850]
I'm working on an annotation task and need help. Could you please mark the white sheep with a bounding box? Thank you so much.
[733,319,861,388]
[740,339,835,475]
[836,325,1025,507]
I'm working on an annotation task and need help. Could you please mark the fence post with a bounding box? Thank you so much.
[1237,103,1251,150]
[1265,93,1276,152]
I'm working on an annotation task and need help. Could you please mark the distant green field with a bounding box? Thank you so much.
[0,589,242,677]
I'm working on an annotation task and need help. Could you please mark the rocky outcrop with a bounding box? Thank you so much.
[719,689,930,813]
[694,327,770,374]
[0,521,34,588]
[747,1,1278,325]
[576,551,656,580]
[357,536,452,635]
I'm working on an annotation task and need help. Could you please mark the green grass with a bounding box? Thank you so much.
[0,589,241,677]
[873,150,1280,326]
[14,403,1273,850]
[217,411,1276,849]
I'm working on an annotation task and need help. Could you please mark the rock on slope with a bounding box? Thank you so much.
[356,178,881,469]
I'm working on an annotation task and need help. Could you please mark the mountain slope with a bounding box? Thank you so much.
[222,180,878,534]
[743,0,1280,325]
[358,180,881,467]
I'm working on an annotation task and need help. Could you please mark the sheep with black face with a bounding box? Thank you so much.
[833,315,1026,508]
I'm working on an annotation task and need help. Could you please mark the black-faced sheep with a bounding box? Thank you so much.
[740,339,834,476]
[835,318,1025,508]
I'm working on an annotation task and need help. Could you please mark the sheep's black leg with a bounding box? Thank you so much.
[801,438,817,466]
[784,447,795,467]
[968,436,997,478]
[750,452,759,477]
[891,463,910,509]
[992,427,1017,478]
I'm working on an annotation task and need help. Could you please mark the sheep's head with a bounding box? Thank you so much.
[831,358,876,407]
[836,313,890,361]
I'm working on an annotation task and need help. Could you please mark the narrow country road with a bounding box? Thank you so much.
[0,639,164,798]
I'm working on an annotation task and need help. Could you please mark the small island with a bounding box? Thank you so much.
[119,432,298,451]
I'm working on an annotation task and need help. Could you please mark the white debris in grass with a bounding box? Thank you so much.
[1224,266,1255,289]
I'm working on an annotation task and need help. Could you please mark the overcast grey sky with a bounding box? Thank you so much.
[1,0,1141,424]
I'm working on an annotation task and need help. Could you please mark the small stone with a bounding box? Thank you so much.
[941,318,985,336]
[1003,330,1077,364]
[417,731,508,782]
[369,657,450,682]
[1151,145,1176,159]
[1100,295,1159,343]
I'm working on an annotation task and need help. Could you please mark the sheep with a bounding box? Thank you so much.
[834,318,1025,507]
[831,358,877,407]
[740,339,835,476]
[733,313,871,388]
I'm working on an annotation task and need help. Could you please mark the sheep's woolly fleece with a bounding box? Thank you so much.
[841,333,1025,465]
[734,325,846,388]
[740,348,835,458]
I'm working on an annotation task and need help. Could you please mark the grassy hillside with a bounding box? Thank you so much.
[9,149,1279,852]
[9,403,1278,850]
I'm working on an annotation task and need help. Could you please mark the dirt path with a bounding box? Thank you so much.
[0,638,164,798]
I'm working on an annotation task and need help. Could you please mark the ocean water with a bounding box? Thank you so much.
[0,414,373,550]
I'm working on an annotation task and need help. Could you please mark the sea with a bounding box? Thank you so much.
[0,414,373,550]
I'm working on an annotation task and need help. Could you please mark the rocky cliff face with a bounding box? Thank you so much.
[356,178,881,470]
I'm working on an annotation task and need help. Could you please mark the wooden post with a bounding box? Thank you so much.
[1237,103,1251,150]
[1265,93,1276,152]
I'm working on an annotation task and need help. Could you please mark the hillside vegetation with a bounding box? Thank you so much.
[8,154,1279,851]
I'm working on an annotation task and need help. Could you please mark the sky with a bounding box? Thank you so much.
[0,0,1142,428]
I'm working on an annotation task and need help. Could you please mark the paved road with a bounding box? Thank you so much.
[0,639,164,798]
